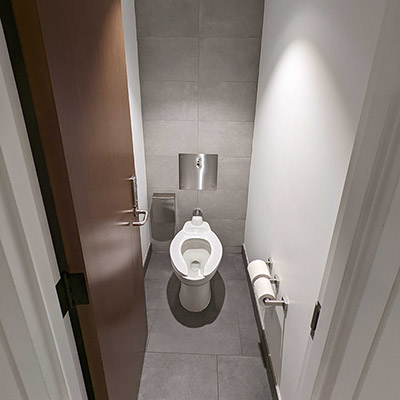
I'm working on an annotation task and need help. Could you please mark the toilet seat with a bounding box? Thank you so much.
[170,215,222,311]
[170,221,222,281]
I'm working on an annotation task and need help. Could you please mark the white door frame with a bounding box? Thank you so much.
[298,0,400,398]
[0,24,86,400]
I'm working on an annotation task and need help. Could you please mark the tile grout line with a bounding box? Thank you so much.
[216,354,220,400]
[236,311,244,356]
[137,36,262,39]
[145,350,263,360]
[197,0,200,209]
[142,119,255,123]
[140,79,259,83]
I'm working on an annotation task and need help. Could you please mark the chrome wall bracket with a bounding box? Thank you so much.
[262,296,289,313]
[269,274,280,290]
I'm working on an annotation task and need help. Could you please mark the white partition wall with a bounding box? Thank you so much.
[244,1,386,398]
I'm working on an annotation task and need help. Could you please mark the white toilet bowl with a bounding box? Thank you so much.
[170,215,223,312]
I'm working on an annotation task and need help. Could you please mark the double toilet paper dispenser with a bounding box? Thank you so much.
[247,259,289,312]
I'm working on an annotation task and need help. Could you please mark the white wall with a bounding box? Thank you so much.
[121,0,151,263]
[245,1,386,399]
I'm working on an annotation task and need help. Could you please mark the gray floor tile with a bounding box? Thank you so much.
[145,253,173,280]
[145,278,171,311]
[140,254,272,399]
[147,309,157,332]
[217,253,247,281]
[238,312,262,357]
[151,241,172,253]
[138,352,218,400]
[211,278,253,315]
[218,356,272,400]
[223,246,243,254]
[147,309,241,355]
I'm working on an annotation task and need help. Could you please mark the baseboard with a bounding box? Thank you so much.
[143,243,152,276]
[241,245,281,400]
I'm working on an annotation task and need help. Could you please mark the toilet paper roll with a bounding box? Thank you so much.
[247,260,272,284]
[254,277,276,305]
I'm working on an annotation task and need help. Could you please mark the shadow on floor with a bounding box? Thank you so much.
[166,272,226,327]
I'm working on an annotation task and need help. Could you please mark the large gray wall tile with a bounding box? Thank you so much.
[218,157,251,189]
[141,81,198,121]
[176,215,189,232]
[199,82,257,121]
[200,0,264,37]
[136,0,199,37]
[146,156,178,188]
[139,38,198,81]
[138,353,218,400]
[208,219,245,247]
[218,356,272,400]
[144,121,197,155]
[199,190,248,219]
[200,38,261,82]
[198,121,253,157]
[136,0,263,244]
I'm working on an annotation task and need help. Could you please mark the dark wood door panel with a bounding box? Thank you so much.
[10,0,147,398]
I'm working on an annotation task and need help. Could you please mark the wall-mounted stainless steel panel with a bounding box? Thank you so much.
[179,153,218,190]
[151,193,176,241]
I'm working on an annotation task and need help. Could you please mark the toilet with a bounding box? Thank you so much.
[170,210,223,312]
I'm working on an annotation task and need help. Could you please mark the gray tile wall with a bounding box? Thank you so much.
[135,0,264,251]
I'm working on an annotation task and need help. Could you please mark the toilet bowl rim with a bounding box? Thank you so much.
[170,232,222,279]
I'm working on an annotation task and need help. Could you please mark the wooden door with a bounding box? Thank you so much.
[9,0,148,399]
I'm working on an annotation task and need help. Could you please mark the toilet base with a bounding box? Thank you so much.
[179,281,211,312]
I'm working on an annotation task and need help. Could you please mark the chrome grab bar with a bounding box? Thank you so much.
[132,209,149,226]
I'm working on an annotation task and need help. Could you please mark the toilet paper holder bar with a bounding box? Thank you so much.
[263,296,289,312]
